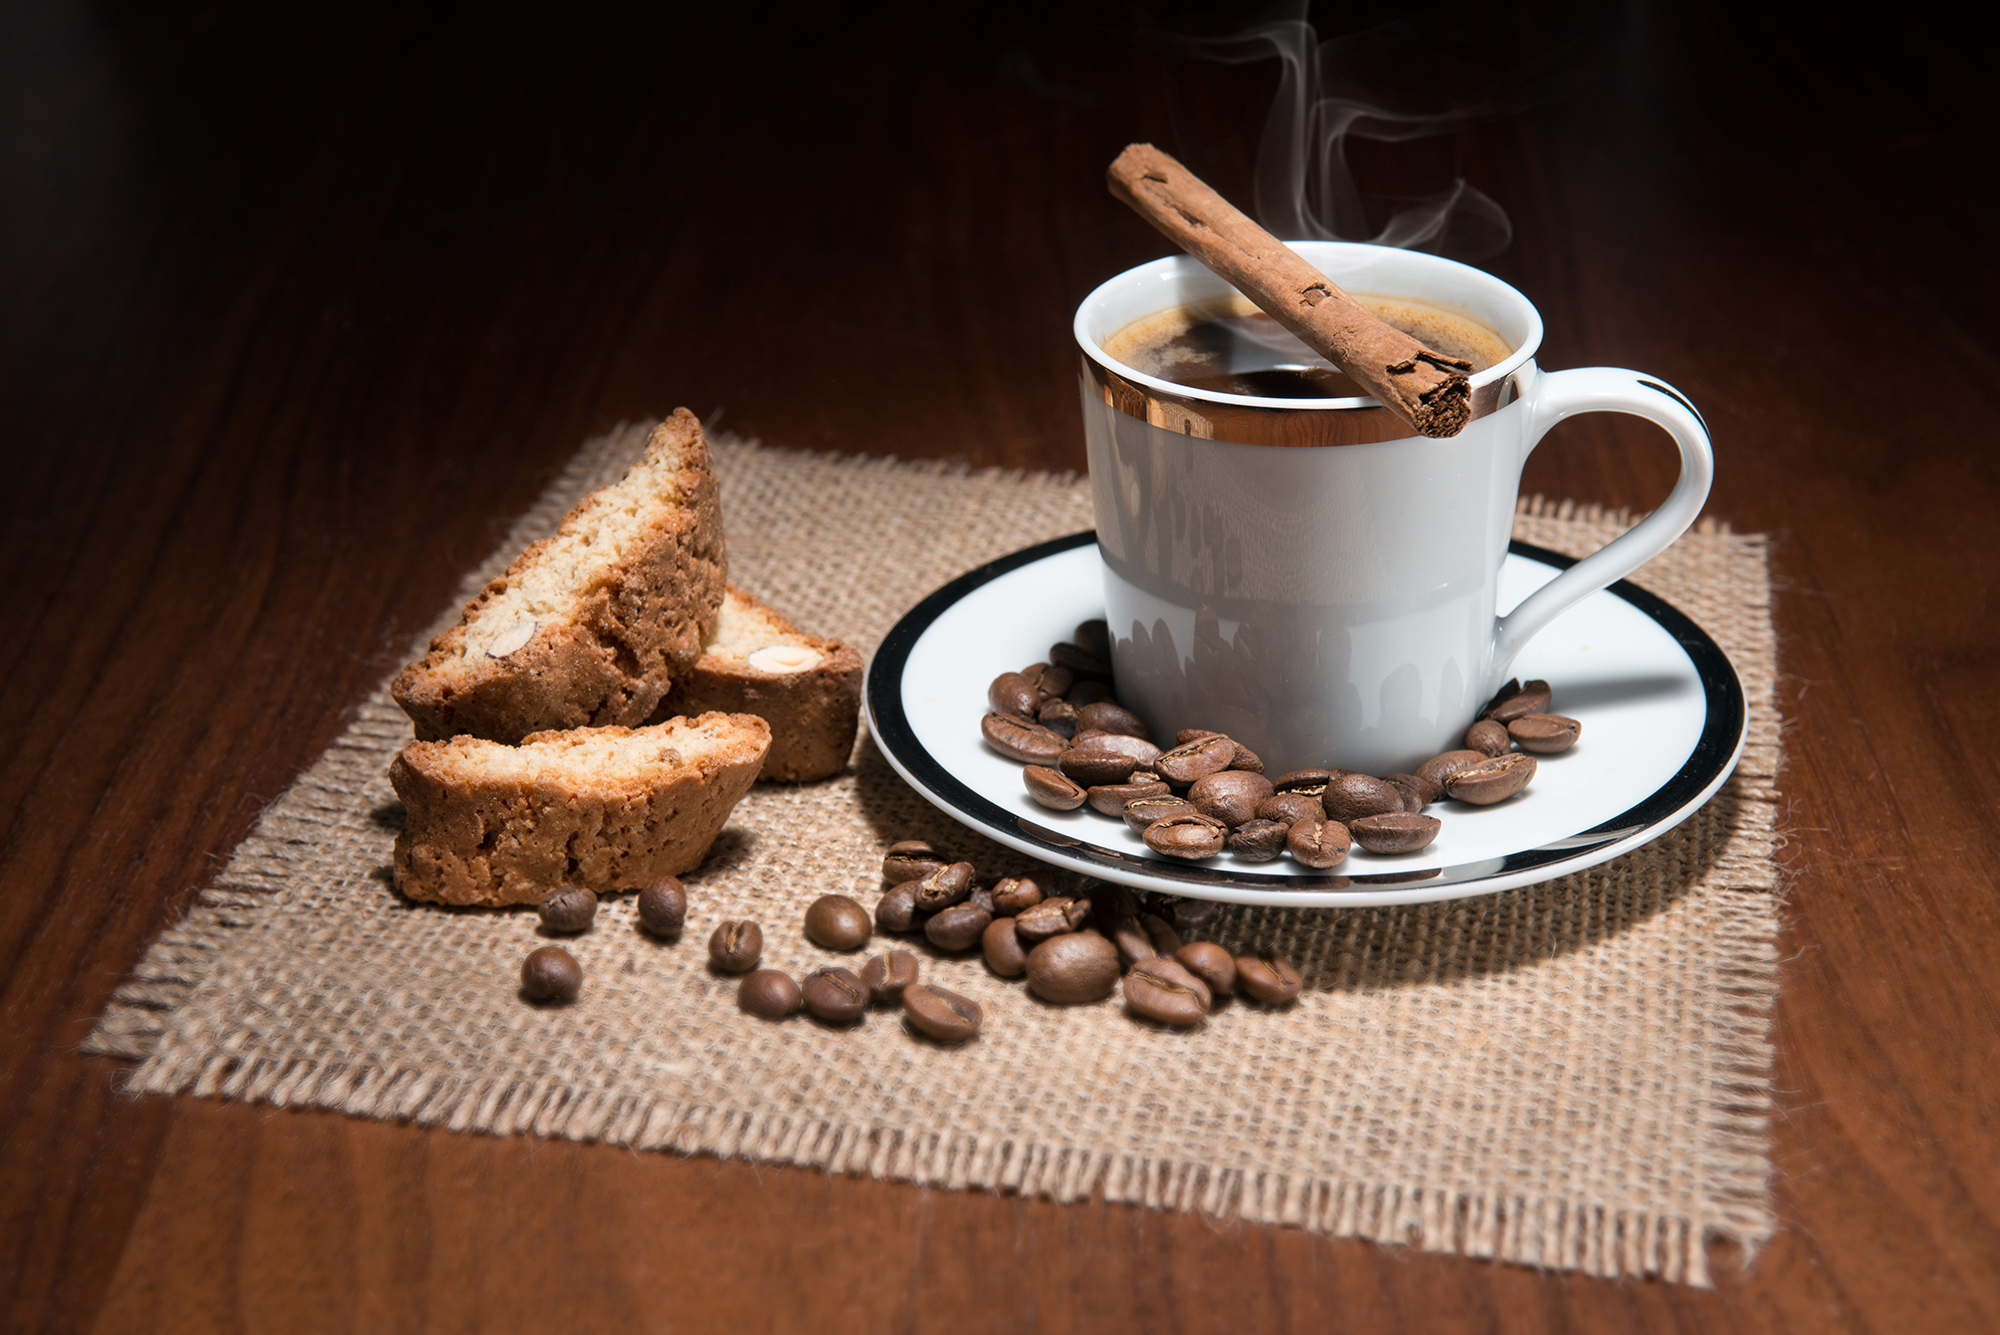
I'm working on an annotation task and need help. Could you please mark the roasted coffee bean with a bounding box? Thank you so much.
[1482,678,1552,723]
[636,876,687,937]
[1141,913,1182,958]
[1176,941,1236,997]
[1235,948,1303,1005]
[1024,764,1089,810]
[537,886,597,934]
[883,840,948,884]
[1109,913,1156,966]
[967,884,996,916]
[1070,732,1162,768]
[1123,958,1211,1026]
[738,969,802,1018]
[1381,772,1440,810]
[925,903,993,952]
[804,894,872,950]
[520,945,582,1001]
[1228,744,1266,773]
[1416,749,1492,793]
[1122,795,1199,833]
[801,966,869,1023]
[1270,768,1333,796]
[989,876,1044,916]
[1445,752,1538,804]
[1073,618,1112,661]
[1143,813,1228,860]
[1058,747,1139,788]
[1286,817,1351,869]
[903,983,983,1042]
[1075,700,1149,738]
[1256,791,1325,826]
[1188,770,1274,827]
[1175,728,1227,745]
[1019,661,1051,690]
[1036,698,1080,738]
[1037,664,1075,698]
[1508,713,1582,754]
[1066,679,1116,708]
[912,862,976,912]
[1349,813,1443,854]
[1015,896,1090,942]
[981,712,1067,764]
[1160,895,1222,937]
[860,949,920,1002]
[1227,819,1291,861]
[708,920,763,973]
[1025,932,1122,1004]
[1087,777,1171,817]
[987,671,1041,719]
[1154,735,1235,784]
[1087,882,1141,922]
[1050,640,1115,681]
[1319,773,1406,823]
[875,881,920,933]
[982,917,1029,976]
[1464,718,1513,756]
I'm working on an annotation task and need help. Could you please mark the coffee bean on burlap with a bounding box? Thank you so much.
[1058,747,1139,788]
[982,917,1028,977]
[708,921,763,973]
[1227,819,1291,861]
[876,881,920,933]
[1015,896,1090,943]
[1075,700,1149,738]
[1235,948,1303,1005]
[738,969,802,1019]
[1024,765,1089,810]
[1287,817,1351,869]
[1141,913,1182,958]
[1160,896,1222,938]
[1122,795,1198,833]
[925,903,992,952]
[520,945,582,1002]
[537,886,597,934]
[1143,813,1227,860]
[1176,941,1236,997]
[988,672,1041,719]
[883,840,948,885]
[1320,773,1406,823]
[1087,776,1171,817]
[1124,957,1212,1026]
[990,876,1044,916]
[860,950,919,1003]
[912,862,976,912]
[1256,792,1324,826]
[1109,912,1156,967]
[1509,714,1582,754]
[1446,752,1538,804]
[1154,735,1235,784]
[903,983,983,1042]
[1188,770,1274,827]
[801,966,870,1023]
[1465,718,1513,756]
[804,894,872,950]
[1349,813,1443,854]
[1481,678,1552,723]
[635,876,686,937]
[1416,750,1491,794]
[981,712,1068,764]
[1025,932,1120,1004]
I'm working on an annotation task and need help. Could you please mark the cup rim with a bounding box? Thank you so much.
[1073,242,1545,413]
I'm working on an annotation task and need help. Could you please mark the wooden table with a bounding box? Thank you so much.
[5,4,1995,1330]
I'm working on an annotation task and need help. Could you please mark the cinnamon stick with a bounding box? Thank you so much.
[1107,143,1472,438]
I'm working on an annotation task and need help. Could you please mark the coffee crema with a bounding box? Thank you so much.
[1102,293,1512,400]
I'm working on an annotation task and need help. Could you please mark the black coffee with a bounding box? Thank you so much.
[1102,294,1512,399]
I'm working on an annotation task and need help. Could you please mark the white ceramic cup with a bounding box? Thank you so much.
[1075,242,1713,776]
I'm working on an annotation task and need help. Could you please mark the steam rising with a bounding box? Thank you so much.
[1205,10,1512,258]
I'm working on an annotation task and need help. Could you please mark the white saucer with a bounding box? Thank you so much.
[865,534,1746,908]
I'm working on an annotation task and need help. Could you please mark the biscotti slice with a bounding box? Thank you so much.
[392,409,727,743]
[390,713,770,906]
[658,586,862,782]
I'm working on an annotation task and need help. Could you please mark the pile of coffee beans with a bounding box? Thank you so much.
[984,622,1583,870]
[516,872,689,1003]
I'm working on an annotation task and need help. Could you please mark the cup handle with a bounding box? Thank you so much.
[1491,367,1715,683]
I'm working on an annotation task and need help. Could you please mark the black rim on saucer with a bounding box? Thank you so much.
[866,531,1746,896]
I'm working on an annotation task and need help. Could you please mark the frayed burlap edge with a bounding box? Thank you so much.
[87,433,1780,1287]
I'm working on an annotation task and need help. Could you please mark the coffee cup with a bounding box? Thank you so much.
[1074,242,1712,776]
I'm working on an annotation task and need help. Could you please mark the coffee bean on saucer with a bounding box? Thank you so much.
[1143,813,1228,860]
[876,881,920,933]
[1070,732,1162,769]
[1320,774,1405,824]
[708,920,763,973]
[982,712,1067,764]
[912,862,976,912]
[1037,698,1079,738]
[1465,718,1513,756]
[1073,619,1112,661]
[1416,750,1491,794]
[1175,728,1226,745]
[1087,776,1171,817]
[521,945,582,1002]
[1025,932,1121,1004]
[1227,818,1291,861]
[1058,747,1139,788]
[990,876,1044,915]
[1349,813,1443,854]
[988,671,1041,719]
[1381,772,1440,810]
[1024,765,1089,810]
[1015,896,1090,943]
[1509,714,1582,754]
[1286,817,1351,869]
[1074,700,1149,738]
[1188,770,1274,827]
[982,917,1029,977]
[801,966,870,1023]
[1176,941,1236,997]
[804,894,872,950]
[1235,948,1303,1005]
[1034,664,1075,699]
[636,876,687,937]
[1050,641,1115,681]
[1256,792,1324,826]
[1154,736,1235,784]
[739,969,802,1019]
[1066,679,1115,708]
[1122,795,1199,834]
[883,840,949,885]
[1446,752,1537,804]
[860,949,919,1003]
[903,983,983,1042]
[1124,958,1211,1026]
[537,886,597,934]
[925,902,992,952]
[1227,744,1266,774]
[1481,678,1552,723]
[1270,769,1334,798]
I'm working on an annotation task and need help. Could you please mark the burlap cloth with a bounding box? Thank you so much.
[89,425,1780,1286]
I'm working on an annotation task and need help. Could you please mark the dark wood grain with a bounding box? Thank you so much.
[3,2,1997,1331]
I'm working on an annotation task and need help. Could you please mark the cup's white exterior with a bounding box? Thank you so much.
[1076,243,1713,777]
